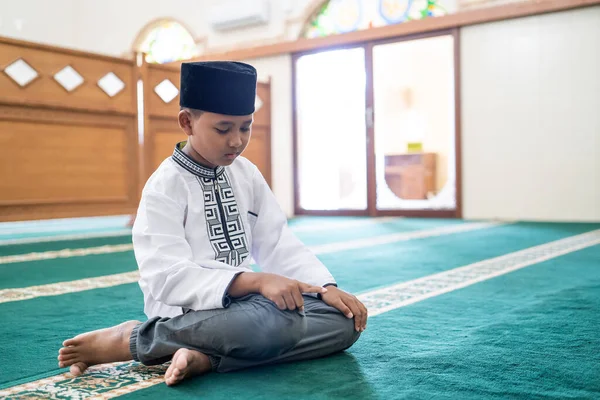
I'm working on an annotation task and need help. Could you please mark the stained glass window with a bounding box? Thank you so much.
[302,0,449,39]
[138,21,199,64]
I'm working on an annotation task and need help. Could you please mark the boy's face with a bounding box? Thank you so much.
[178,110,253,168]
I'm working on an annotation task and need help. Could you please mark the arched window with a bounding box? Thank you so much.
[301,0,448,39]
[134,20,199,64]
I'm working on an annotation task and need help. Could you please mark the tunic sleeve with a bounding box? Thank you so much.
[132,184,242,311]
[249,165,336,289]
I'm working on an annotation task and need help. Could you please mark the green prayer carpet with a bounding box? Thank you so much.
[0,218,598,399]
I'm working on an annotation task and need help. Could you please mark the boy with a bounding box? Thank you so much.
[58,61,367,386]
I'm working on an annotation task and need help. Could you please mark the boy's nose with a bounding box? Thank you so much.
[229,134,243,148]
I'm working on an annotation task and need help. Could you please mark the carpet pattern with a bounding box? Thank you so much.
[0,217,598,399]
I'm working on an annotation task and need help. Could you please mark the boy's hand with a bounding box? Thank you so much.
[258,273,327,311]
[321,286,368,332]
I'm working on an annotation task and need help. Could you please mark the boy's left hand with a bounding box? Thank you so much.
[321,286,368,332]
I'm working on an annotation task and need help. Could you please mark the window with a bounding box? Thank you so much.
[136,20,199,64]
[302,0,450,39]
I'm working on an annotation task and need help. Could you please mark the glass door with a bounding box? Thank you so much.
[369,33,459,216]
[293,31,461,217]
[294,47,368,214]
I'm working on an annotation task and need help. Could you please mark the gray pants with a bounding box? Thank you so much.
[129,294,361,373]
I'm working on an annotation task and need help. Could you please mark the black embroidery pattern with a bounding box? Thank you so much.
[197,171,249,266]
[172,144,224,179]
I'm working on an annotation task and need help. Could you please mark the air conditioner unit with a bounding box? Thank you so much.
[209,0,271,31]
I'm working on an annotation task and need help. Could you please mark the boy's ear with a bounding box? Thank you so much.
[178,110,194,137]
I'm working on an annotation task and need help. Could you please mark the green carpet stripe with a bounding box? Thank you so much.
[0,230,131,247]
[3,221,597,302]
[324,222,600,294]
[293,217,467,248]
[0,271,140,304]
[288,216,399,231]
[0,221,498,293]
[0,216,371,245]
[286,216,395,229]
[0,226,129,242]
[307,221,499,254]
[359,229,600,316]
[0,217,454,257]
[2,232,597,397]
[0,244,132,265]
[0,217,399,254]
[0,251,138,291]
[0,234,133,257]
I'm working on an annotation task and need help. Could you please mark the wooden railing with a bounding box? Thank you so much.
[0,39,272,222]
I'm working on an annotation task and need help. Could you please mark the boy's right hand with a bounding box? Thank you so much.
[258,273,327,311]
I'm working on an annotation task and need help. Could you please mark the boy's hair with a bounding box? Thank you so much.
[180,107,204,118]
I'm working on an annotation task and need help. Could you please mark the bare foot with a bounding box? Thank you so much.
[58,320,140,376]
[164,348,212,386]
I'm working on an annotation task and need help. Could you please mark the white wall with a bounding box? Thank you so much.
[0,0,204,56]
[0,0,312,57]
[461,6,600,222]
[243,55,295,217]
[0,0,78,49]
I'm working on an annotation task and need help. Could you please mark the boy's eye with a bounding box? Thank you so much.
[215,128,229,134]
[241,127,251,133]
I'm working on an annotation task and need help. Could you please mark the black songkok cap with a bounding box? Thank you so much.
[179,61,257,116]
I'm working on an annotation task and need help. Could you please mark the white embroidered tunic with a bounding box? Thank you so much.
[132,144,336,318]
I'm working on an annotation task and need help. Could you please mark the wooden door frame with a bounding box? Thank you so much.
[292,29,462,218]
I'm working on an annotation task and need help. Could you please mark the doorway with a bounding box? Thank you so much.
[292,30,461,217]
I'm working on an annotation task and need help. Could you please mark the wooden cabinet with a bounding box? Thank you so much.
[384,153,437,200]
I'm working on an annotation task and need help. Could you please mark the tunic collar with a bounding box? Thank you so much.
[171,142,225,179]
